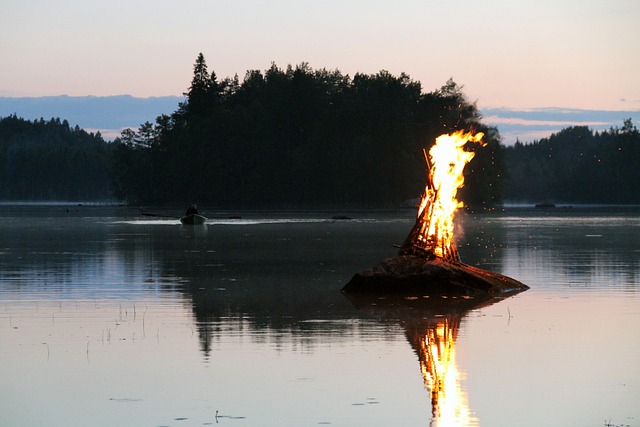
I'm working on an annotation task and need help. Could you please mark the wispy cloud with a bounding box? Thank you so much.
[84,128,128,140]
[483,115,609,127]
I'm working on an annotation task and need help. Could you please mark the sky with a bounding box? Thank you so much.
[2,0,640,142]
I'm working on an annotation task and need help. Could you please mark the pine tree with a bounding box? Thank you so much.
[185,53,213,116]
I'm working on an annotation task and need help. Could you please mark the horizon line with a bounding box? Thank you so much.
[2,94,639,114]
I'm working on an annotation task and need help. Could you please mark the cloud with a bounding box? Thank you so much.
[84,128,128,140]
[480,107,640,145]
[483,115,609,127]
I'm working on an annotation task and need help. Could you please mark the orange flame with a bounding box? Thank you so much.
[407,130,485,261]
[418,318,477,426]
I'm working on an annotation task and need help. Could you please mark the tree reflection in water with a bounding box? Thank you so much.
[345,292,524,427]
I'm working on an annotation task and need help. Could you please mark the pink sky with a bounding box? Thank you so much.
[2,0,639,111]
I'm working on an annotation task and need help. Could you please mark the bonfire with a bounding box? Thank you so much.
[342,130,528,296]
[400,130,484,262]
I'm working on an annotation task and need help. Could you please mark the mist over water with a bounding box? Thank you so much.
[1,205,638,427]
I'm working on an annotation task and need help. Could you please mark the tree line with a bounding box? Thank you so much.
[0,115,112,200]
[503,119,640,204]
[110,54,504,208]
[3,53,639,207]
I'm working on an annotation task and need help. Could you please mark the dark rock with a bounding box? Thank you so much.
[342,255,528,297]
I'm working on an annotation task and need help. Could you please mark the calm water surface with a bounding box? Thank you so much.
[1,205,639,427]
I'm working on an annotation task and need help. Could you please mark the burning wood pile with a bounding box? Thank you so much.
[399,131,484,262]
[343,131,528,297]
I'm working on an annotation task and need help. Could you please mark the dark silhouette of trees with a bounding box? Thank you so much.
[7,54,638,207]
[111,54,504,208]
[0,115,112,200]
[5,54,638,207]
[503,119,640,204]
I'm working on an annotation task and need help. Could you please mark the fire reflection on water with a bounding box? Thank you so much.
[407,315,476,427]
[346,292,490,427]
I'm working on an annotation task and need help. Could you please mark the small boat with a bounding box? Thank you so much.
[180,214,207,225]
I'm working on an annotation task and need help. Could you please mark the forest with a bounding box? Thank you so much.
[109,54,502,208]
[503,119,640,204]
[0,115,112,200]
[1,53,639,207]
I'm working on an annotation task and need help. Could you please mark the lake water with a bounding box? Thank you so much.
[1,205,638,427]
